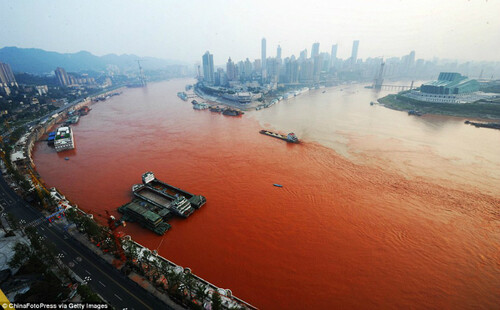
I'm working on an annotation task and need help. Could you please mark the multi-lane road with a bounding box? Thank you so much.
[0,172,174,310]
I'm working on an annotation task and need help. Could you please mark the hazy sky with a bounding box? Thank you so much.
[1,0,499,65]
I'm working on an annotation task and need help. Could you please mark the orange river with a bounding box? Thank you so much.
[33,78,499,309]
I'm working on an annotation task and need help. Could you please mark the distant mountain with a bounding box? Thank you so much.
[0,46,185,74]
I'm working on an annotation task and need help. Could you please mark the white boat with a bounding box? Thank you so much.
[193,102,210,110]
[54,126,75,152]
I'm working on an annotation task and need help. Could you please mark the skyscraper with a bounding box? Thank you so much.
[226,57,236,81]
[313,54,323,82]
[299,49,308,62]
[261,38,267,80]
[277,45,282,60]
[202,51,214,85]
[267,58,280,83]
[244,58,253,79]
[311,42,320,59]
[0,62,17,86]
[351,40,359,65]
[330,44,338,68]
[55,67,70,86]
[285,58,299,84]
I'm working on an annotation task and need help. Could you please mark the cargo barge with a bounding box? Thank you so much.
[133,183,195,218]
[54,126,75,152]
[142,172,206,209]
[118,199,171,235]
[259,130,299,143]
[464,120,500,130]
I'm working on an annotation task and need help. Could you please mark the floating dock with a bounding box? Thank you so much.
[118,199,171,235]
[133,184,195,218]
[142,172,206,209]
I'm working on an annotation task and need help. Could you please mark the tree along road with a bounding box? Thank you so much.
[0,172,175,310]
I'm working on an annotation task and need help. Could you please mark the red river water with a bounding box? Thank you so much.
[33,79,499,309]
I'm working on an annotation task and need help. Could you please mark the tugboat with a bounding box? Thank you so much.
[259,130,299,143]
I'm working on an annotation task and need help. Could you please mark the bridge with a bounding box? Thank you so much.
[372,61,414,91]
[374,84,414,91]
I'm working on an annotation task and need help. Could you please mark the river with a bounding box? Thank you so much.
[33,78,500,309]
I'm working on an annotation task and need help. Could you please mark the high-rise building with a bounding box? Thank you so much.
[226,57,236,81]
[299,59,314,83]
[202,51,214,85]
[266,58,280,83]
[261,38,267,80]
[299,49,308,62]
[277,45,282,60]
[0,62,17,86]
[253,59,262,73]
[285,59,299,84]
[351,40,359,65]
[244,58,253,79]
[330,44,338,68]
[215,68,225,86]
[311,42,320,59]
[313,54,323,82]
[55,67,70,86]
[409,51,416,67]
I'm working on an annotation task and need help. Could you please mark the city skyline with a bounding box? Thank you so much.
[0,0,499,64]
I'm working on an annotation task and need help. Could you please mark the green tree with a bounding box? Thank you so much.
[8,242,32,268]
[194,282,209,305]
[182,272,198,301]
[77,284,103,303]
[211,291,223,310]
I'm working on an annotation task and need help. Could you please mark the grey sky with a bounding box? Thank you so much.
[1,0,498,65]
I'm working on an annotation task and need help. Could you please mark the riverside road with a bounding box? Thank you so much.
[0,172,174,310]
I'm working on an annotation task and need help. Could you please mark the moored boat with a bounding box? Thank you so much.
[259,130,299,143]
[54,126,75,152]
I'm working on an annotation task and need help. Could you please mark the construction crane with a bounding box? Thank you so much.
[136,60,147,87]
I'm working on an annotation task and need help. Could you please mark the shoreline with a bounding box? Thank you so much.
[378,93,500,121]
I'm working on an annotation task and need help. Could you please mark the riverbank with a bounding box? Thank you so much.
[378,93,500,120]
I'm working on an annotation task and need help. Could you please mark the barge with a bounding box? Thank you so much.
[193,102,210,110]
[54,126,75,152]
[133,184,195,218]
[259,130,299,143]
[118,199,171,235]
[408,110,423,116]
[209,106,225,113]
[222,108,244,116]
[464,120,500,130]
[142,172,206,209]
[65,115,80,125]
